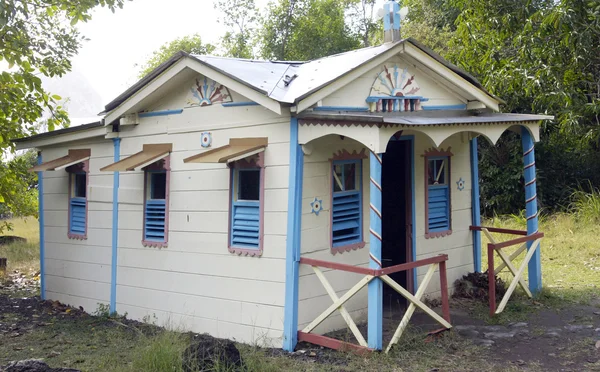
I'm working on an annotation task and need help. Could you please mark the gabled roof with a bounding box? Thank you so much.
[101,38,502,117]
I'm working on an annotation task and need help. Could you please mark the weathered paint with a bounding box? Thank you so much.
[110,137,121,314]
[37,153,46,300]
[470,137,482,272]
[521,127,541,293]
[138,109,184,118]
[283,117,303,352]
[368,151,383,350]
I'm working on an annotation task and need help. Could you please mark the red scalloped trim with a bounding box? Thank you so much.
[228,246,263,257]
[67,233,87,240]
[329,148,368,161]
[331,241,366,255]
[425,230,452,239]
[142,240,168,248]
[423,147,453,157]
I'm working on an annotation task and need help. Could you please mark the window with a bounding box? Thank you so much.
[331,159,363,250]
[69,171,87,238]
[65,160,89,239]
[229,157,264,255]
[143,158,170,246]
[425,153,452,238]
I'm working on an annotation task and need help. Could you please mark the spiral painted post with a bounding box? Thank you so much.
[368,151,383,350]
[521,127,542,294]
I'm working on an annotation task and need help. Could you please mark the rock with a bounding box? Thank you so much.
[564,325,593,332]
[595,340,600,350]
[481,326,505,332]
[454,325,477,331]
[595,328,600,333]
[509,322,528,328]
[457,329,480,338]
[545,332,561,338]
[593,311,600,316]
[2,359,80,371]
[483,331,516,339]
[182,334,243,372]
[474,339,495,347]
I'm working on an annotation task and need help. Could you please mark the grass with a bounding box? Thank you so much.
[1,211,599,371]
[0,217,40,274]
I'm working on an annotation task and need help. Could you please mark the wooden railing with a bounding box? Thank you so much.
[470,226,544,316]
[298,254,451,353]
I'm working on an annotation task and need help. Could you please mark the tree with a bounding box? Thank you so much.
[259,0,361,61]
[346,0,380,47]
[137,34,216,78]
[214,0,257,59]
[0,0,126,227]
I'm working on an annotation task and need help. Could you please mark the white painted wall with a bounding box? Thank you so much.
[112,75,291,347]
[41,138,114,313]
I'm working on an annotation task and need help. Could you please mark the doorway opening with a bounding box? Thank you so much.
[381,138,414,312]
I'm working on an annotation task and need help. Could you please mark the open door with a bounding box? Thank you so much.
[381,138,413,310]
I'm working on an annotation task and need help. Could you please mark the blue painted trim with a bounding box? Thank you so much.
[392,1,401,29]
[470,138,482,272]
[422,104,467,111]
[221,101,259,107]
[37,153,46,300]
[521,128,541,294]
[138,109,184,118]
[313,106,369,112]
[283,118,303,352]
[395,135,417,290]
[110,137,121,314]
[383,1,391,31]
[368,152,383,350]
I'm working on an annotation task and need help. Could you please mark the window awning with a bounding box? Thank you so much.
[100,143,172,172]
[29,149,91,172]
[183,138,268,164]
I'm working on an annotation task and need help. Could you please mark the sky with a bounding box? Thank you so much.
[71,0,271,109]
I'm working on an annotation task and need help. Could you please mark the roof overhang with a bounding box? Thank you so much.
[29,149,91,172]
[102,57,283,126]
[183,137,268,164]
[292,39,503,114]
[12,122,105,150]
[100,143,172,172]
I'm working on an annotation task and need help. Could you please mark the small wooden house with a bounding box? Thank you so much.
[15,1,550,352]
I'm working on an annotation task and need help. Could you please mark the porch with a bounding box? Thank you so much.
[283,110,549,352]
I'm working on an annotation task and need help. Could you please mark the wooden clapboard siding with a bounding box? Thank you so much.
[41,138,119,310]
[298,135,371,334]
[320,55,466,109]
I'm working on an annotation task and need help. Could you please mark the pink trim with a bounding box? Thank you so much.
[228,152,264,257]
[424,150,452,239]
[66,160,89,240]
[329,148,368,161]
[298,332,373,354]
[329,151,366,254]
[141,156,170,248]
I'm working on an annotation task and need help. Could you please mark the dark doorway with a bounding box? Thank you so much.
[381,139,413,310]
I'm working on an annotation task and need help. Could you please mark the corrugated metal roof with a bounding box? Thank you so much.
[11,121,103,143]
[298,110,553,126]
[102,37,502,113]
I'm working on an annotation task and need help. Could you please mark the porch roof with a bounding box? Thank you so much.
[297,110,553,127]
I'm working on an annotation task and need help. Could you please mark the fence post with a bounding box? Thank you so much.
[487,243,496,317]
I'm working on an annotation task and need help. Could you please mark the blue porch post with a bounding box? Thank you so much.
[470,137,482,272]
[283,118,304,352]
[368,152,383,350]
[37,153,46,300]
[521,127,542,294]
[110,137,121,314]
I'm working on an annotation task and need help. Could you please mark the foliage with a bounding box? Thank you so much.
[131,330,187,372]
[138,35,216,78]
[346,0,380,47]
[569,183,600,224]
[214,0,257,59]
[0,0,125,221]
[0,150,39,232]
[259,0,362,61]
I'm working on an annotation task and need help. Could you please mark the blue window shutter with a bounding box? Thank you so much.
[145,199,166,241]
[69,197,86,235]
[231,201,260,249]
[332,191,361,247]
[428,185,450,231]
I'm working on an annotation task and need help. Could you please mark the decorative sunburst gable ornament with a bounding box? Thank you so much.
[367,65,427,113]
[187,77,233,107]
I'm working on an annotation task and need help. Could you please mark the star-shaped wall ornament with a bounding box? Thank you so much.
[310,197,323,216]
[456,177,465,191]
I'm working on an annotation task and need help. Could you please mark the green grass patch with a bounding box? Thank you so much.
[0,217,40,268]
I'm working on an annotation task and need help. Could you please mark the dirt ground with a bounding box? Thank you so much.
[0,269,599,371]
